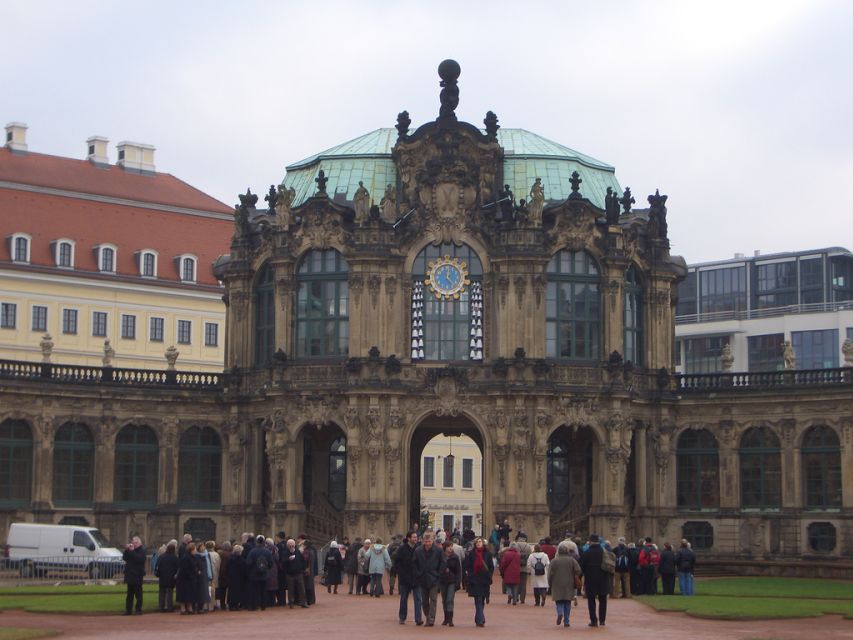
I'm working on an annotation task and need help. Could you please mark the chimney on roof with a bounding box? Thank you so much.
[86,136,109,165]
[5,122,28,152]
[754,250,761,257]
[116,140,156,174]
[734,252,745,259]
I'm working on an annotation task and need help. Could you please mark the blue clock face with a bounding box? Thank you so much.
[434,264,462,293]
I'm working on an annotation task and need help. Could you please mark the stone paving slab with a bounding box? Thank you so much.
[0,592,851,639]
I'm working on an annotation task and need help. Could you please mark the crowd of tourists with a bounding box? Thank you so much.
[121,523,697,628]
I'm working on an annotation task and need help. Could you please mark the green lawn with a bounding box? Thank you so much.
[636,577,853,620]
[0,630,60,640]
[0,585,159,614]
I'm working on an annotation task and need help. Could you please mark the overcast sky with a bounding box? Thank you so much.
[4,0,851,263]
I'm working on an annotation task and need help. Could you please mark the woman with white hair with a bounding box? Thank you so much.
[548,541,582,627]
[324,540,344,594]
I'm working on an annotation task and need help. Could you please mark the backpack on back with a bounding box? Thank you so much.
[602,550,616,574]
[254,554,270,578]
[616,552,629,571]
[648,548,661,566]
[533,557,546,576]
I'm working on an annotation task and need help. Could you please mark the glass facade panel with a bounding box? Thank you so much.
[0,419,32,506]
[700,267,746,314]
[739,427,781,509]
[791,329,838,369]
[682,336,729,374]
[802,426,842,509]
[830,256,853,301]
[546,250,601,360]
[747,333,784,372]
[328,437,346,511]
[755,262,796,308]
[676,271,697,317]
[624,266,643,365]
[296,250,349,358]
[114,425,158,506]
[53,422,94,506]
[676,429,720,510]
[178,427,221,507]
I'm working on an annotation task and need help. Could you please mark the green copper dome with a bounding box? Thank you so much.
[282,128,621,210]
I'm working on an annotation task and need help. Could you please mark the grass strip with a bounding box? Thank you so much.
[636,594,853,620]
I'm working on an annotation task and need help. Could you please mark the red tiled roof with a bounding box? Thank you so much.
[0,173,233,287]
[0,147,232,213]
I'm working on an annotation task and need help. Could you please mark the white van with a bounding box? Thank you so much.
[5,523,125,579]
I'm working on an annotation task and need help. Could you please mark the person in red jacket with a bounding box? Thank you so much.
[499,542,522,605]
[540,537,557,561]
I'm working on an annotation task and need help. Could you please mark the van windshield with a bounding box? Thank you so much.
[89,529,111,548]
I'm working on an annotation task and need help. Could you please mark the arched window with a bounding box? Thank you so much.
[546,250,601,360]
[57,241,74,268]
[178,427,222,507]
[740,427,781,509]
[0,419,32,506]
[624,265,643,365]
[802,426,841,509]
[114,424,158,506]
[676,429,719,510]
[411,243,483,361]
[12,234,30,263]
[296,249,349,358]
[328,437,347,511]
[254,263,275,366]
[181,256,197,282]
[53,422,94,506]
[100,246,115,272]
[547,436,570,512]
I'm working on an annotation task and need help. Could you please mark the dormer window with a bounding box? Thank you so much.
[177,254,197,283]
[138,250,158,278]
[55,239,75,268]
[10,233,31,263]
[95,244,117,273]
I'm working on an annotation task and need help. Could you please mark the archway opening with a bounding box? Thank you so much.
[409,415,484,538]
[297,423,347,542]
[547,425,597,539]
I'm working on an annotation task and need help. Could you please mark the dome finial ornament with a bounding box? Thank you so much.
[437,59,461,121]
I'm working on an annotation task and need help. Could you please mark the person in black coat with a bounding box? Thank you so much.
[658,542,677,595]
[281,538,308,608]
[155,543,179,612]
[579,534,610,627]
[414,533,444,626]
[344,538,361,594]
[122,536,147,615]
[394,531,422,625]
[226,544,246,610]
[324,541,343,594]
[462,537,493,627]
[245,535,274,611]
[176,542,201,614]
[438,541,461,626]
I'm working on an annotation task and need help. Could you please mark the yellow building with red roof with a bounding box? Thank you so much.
[0,122,232,371]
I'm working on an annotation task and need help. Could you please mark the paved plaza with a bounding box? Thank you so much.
[1,587,850,640]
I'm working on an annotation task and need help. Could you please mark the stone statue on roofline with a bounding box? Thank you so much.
[275,184,296,229]
[782,340,795,370]
[528,177,545,225]
[843,338,853,367]
[103,339,115,367]
[380,183,396,223]
[353,181,370,224]
[721,343,734,373]
[604,187,620,226]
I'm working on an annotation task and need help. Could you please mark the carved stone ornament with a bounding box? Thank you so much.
[721,343,734,373]
[349,274,364,306]
[40,333,54,363]
[368,274,382,309]
[164,345,179,370]
[843,338,853,366]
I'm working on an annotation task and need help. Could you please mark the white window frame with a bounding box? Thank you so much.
[1,302,17,329]
[120,313,136,340]
[204,321,219,347]
[54,238,75,269]
[177,319,192,345]
[177,253,198,283]
[31,304,48,332]
[139,249,159,278]
[423,456,435,488]
[62,308,78,335]
[91,310,108,337]
[149,316,165,342]
[462,457,474,489]
[10,232,31,263]
[96,243,118,273]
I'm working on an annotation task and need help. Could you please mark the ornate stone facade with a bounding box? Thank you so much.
[0,62,850,560]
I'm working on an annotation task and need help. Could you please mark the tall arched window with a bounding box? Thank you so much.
[411,243,483,361]
[740,427,781,509]
[802,426,841,509]
[328,437,347,511]
[254,263,275,366]
[53,422,94,506]
[0,419,32,506]
[624,265,643,365]
[547,435,570,512]
[546,250,601,360]
[114,424,158,506]
[676,429,719,510]
[296,250,349,357]
[178,427,222,507]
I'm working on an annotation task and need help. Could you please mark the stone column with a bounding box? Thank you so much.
[717,421,739,510]
[31,415,54,511]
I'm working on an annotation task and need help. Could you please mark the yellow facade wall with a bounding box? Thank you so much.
[0,268,225,371]
[421,434,483,535]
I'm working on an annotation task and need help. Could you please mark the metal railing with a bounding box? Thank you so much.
[0,359,222,390]
[1,555,126,582]
[676,299,853,325]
